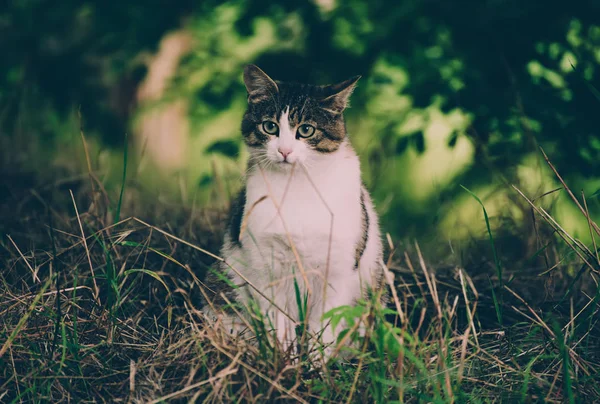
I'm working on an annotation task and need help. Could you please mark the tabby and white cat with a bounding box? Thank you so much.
[203,65,385,354]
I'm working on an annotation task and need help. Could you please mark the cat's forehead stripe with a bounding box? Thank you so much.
[279,105,301,127]
[279,106,291,130]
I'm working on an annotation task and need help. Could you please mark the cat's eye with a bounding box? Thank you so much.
[296,124,315,138]
[261,120,279,135]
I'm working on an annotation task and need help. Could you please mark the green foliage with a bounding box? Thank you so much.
[0,0,196,142]
[3,0,600,243]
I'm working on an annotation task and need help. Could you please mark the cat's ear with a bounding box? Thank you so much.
[243,65,279,103]
[319,75,361,115]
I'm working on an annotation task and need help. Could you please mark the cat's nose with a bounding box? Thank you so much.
[278,148,292,159]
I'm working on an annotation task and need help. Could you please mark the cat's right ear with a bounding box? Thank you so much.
[243,65,278,103]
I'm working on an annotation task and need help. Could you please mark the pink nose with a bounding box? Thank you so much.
[278,148,292,159]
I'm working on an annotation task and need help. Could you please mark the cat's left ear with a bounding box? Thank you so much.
[243,64,279,103]
[319,75,361,115]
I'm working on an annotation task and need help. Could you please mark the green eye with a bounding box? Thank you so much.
[261,120,279,135]
[297,124,315,138]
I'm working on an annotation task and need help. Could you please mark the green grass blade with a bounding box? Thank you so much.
[552,321,575,403]
[461,185,504,325]
[124,268,171,295]
[115,132,128,224]
[488,277,503,326]
[293,275,305,324]
[48,205,62,356]
[0,277,52,359]
[460,185,503,283]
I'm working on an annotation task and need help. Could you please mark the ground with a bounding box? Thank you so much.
[1,162,599,403]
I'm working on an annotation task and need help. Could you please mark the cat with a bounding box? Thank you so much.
[202,64,386,357]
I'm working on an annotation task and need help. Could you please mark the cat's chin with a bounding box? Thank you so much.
[274,161,295,170]
[260,160,302,173]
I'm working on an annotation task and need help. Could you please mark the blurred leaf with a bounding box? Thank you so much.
[206,139,240,158]
[396,136,409,154]
[447,131,458,148]
[198,174,213,187]
[414,132,425,154]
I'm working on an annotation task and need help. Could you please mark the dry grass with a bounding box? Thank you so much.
[1,152,599,403]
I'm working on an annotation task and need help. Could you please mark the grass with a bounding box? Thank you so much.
[1,147,599,403]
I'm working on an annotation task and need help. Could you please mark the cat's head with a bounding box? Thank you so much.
[241,64,359,169]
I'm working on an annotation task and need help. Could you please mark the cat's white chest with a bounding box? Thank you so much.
[242,159,361,275]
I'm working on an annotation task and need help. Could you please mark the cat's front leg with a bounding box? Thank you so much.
[311,272,363,358]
